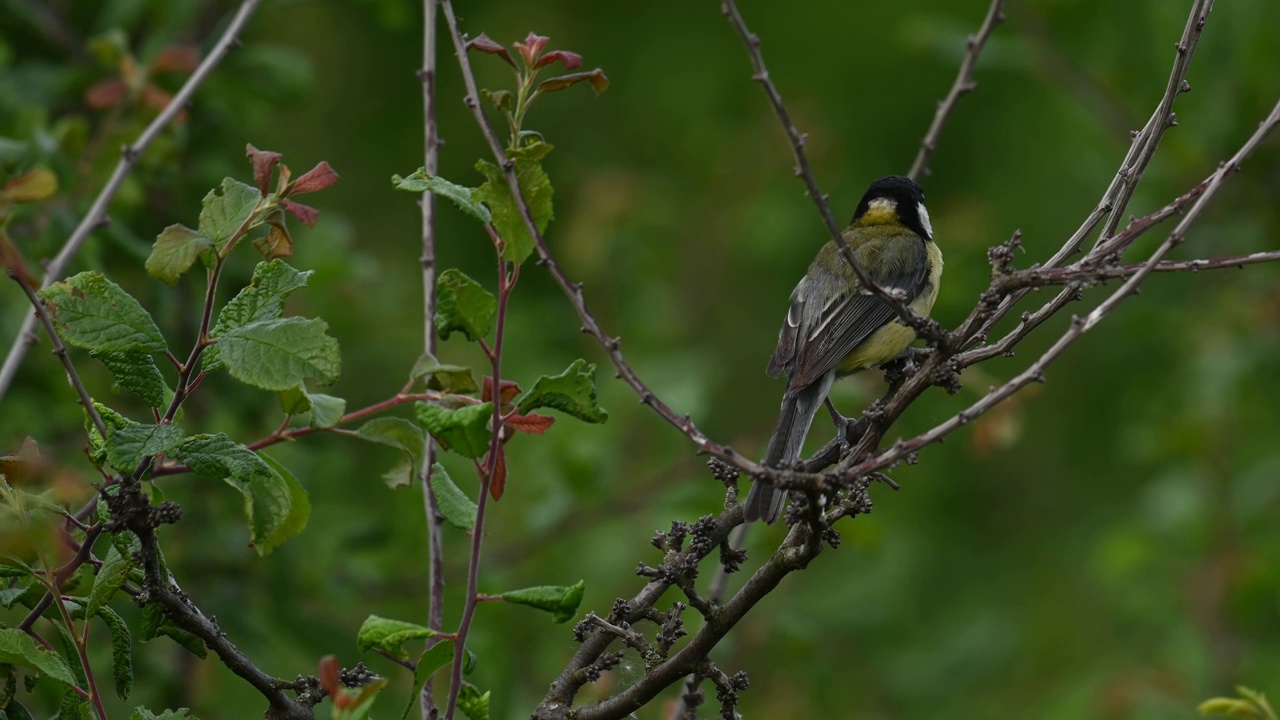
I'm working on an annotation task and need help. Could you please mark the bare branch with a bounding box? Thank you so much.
[907,0,1006,181]
[0,0,264,402]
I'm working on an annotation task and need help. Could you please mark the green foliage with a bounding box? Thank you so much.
[171,434,310,554]
[205,259,314,371]
[85,545,136,618]
[429,463,477,530]
[516,359,609,423]
[0,628,78,687]
[90,351,168,409]
[410,352,479,394]
[355,615,438,660]
[457,683,491,720]
[36,272,166,354]
[145,225,212,286]
[392,171,492,224]
[500,581,585,623]
[434,269,496,342]
[278,384,346,429]
[216,317,341,392]
[355,417,425,489]
[128,708,195,720]
[138,604,207,659]
[401,643,455,720]
[95,606,135,700]
[415,402,493,459]
[1200,687,1277,719]
[473,140,554,265]
[197,178,262,245]
[104,421,185,473]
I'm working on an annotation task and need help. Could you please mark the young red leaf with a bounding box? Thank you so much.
[84,78,126,109]
[514,32,550,67]
[482,377,521,408]
[467,33,516,68]
[536,69,609,95]
[246,144,283,196]
[0,233,32,286]
[281,199,318,227]
[485,445,507,500]
[506,412,555,435]
[141,84,188,122]
[534,50,583,71]
[289,161,340,195]
[150,45,200,74]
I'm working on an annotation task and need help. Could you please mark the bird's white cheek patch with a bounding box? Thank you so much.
[917,202,933,239]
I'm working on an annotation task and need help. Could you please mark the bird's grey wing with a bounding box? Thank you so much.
[767,278,806,378]
[788,236,928,389]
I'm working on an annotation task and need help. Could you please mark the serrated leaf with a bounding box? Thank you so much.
[198,178,261,244]
[382,457,415,489]
[139,604,207,659]
[86,544,135,617]
[473,141,554,264]
[279,384,346,429]
[393,170,491,224]
[435,269,496,343]
[501,580,585,623]
[399,642,454,720]
[172,434,309,554]
[410,352,479,393]
[129,709,195,720]
[94,605,133,700]
[145,225,212,286]
[457,684,490,720]
[105,421,185,473]
[0,628,79,686]
[356,417,424,461]
[355,615,437,660]
[91,350,168,408]
[217,317,340,391]
[205,259,313,371]
[37,272,166,353]
[415,402,492,459]
[515,359,608,423]
[429,463,476,530]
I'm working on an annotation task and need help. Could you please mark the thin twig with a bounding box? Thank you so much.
[417,0,447,716]
[720,0,941,341]
[0,0,264,402]
[907,0,1006,181]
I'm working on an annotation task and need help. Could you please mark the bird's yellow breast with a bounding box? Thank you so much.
[837,240,943,373]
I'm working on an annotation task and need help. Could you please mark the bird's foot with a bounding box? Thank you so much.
[824,398,867,454]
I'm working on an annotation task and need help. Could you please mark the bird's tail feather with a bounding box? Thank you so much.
[745,371,834,523]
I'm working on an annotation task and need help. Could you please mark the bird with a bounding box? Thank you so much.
[744,175,942,523]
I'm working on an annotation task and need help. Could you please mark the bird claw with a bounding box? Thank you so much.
[824,398,866,454]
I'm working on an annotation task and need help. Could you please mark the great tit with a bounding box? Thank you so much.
[744,175,942,524]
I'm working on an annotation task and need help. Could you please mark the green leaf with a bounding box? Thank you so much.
[434,269,495,343]
[400,642,455,720]
[216,317,340,391]
[410,352,479,394]
[515,359,609,423]
[429,463,477,530]
[171,434,310,554]
[86,544,135,617]
[37,272,166,353]
[145,224,212,286]
[381,457,415,490]
[198,178,261,244]
[105,421,185,473]
[138,604,207,659]
[392,170,491,224]
[1,699,36,720]
[95,605,134,700]
[205,259,313,371]
[457,683,491,720]
[279,384,346,429]
[0,628,79,686]
[91,350,168,408]
[473,140,554,264]
[129,710,195,720]
[415,402,493,459]
[355,417,424,462]
[501,580,585,623]
[355,615,437,660]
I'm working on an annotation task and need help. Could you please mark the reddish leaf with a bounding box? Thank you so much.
[85,78,126,109]
[467,33,515,68]
[514,32,550,67]
[537,69,609,95]
[141,84,187,122]
[246,144,282,195]
[150,45,200,74]
[254,222,293,260]
[281,199,318,227]
[482,377,521,408]
[0,232,32,286]
[289,161,340,195]
[486,445,507,500]
[534,50,583,70]
[2,168,58,203]
[506,412,555,435]
[318,656,352,709]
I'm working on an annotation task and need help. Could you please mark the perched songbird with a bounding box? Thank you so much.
[744,176,942,523]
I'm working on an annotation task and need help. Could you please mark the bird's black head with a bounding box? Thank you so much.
[850,175,933,240]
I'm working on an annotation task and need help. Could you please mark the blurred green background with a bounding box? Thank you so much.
[2,0,1279,717]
